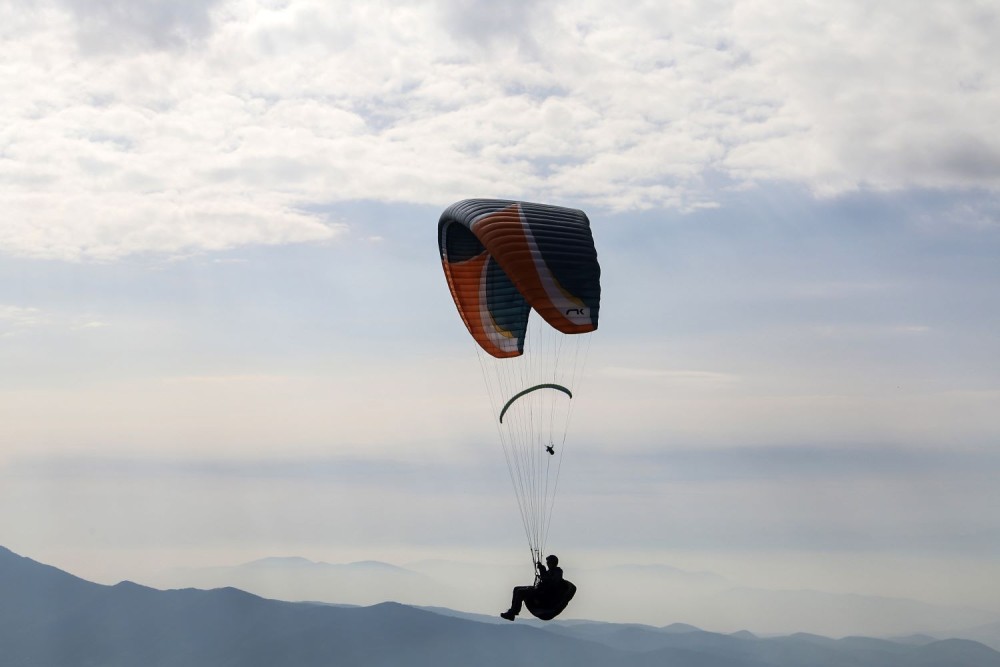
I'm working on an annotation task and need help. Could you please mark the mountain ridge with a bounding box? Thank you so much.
[141,548,1000,638]
[2,545,999,667]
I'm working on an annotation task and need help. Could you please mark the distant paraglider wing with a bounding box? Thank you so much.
[438,199,601,358]
[498,383,573,424]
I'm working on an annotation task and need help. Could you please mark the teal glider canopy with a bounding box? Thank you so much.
[498,384,573,423]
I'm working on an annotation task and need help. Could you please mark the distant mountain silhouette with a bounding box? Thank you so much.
[3,545,1000,667]
[149,553,1000,638]
[146,553,447,608]
[959,621,1000,652]
[719,586,999,636]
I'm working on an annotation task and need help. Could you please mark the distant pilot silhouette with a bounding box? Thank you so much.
[500,554,576,621]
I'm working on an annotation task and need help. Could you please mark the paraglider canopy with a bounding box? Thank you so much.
[499,384,572,423]
[438,199,601,359]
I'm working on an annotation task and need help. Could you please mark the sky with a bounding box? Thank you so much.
[2,0,1000,626]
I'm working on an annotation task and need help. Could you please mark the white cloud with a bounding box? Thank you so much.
[57,0,223,54]
[0,304,46,334]
[0,303,114,336]
[2,0,997,261]
[71,319,109,330]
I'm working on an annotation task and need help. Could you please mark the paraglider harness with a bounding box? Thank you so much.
[525,552,577,621]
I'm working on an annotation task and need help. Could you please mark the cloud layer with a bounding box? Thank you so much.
[2,0,997,260]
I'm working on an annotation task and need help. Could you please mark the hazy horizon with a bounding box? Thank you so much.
[6,542,1000,641]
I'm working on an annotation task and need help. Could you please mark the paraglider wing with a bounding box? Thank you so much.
[498,383,573,424]
[438,199,601,358]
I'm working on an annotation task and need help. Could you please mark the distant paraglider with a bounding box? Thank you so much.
[438,199,600,620]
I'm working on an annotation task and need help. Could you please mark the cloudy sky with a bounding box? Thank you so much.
[2,0,999,625]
